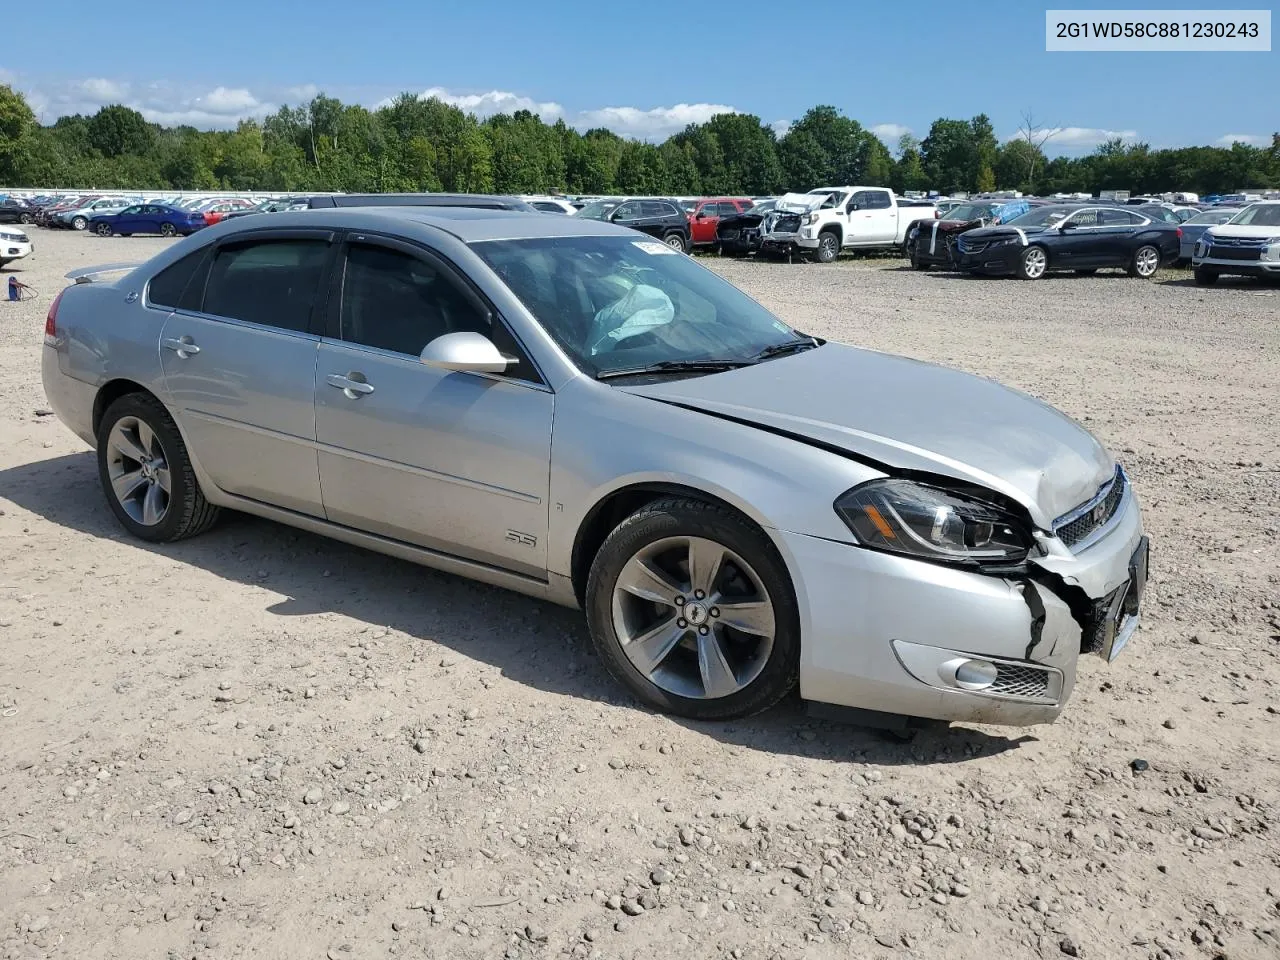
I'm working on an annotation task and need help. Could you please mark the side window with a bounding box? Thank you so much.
[613,202,641,220]
[863,191,892,210]
[339,243,490,357]
[640,200,666,218]
[122,205,141,215]
[1066,209,1101,227]
[203,238,329,332]
[148,248,210,310]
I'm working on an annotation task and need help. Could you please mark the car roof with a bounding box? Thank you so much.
[214,205,630,243]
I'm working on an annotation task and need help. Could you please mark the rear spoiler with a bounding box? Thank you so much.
[64,262,141,284]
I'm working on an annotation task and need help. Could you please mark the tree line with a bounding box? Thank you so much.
[0,85,1276,198]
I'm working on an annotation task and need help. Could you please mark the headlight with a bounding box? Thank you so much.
[803,212,820,225]
[908,227,918,240]
[989,236,1020,247]
[1262,241,1280,262]
[835,479,1032,565]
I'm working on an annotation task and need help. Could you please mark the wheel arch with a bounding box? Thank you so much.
[569,481,771,608]
[93,379,163,437]
[818,222,843,244]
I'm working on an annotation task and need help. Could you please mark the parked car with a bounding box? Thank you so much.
[54,198,138,231]
[200,198,258,226]
[906,199,1032,270]
[1192,200,1280,285]
[576,197,692,252]
[522,197,578,215]
[757,187,937,263]
[955,204,1180,279]
[36,196,93,227]
[0,200,36,225]
[1176,208,1242,263]
[90,203,208,237]
[42,207,1147,727]
[1134,204,1183,225]
[0,227,33,268]
[685,197,753,248]
[715,199,778,256]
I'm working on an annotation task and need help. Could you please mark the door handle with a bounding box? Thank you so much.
[162,337,200,358]
[326,372,375,399]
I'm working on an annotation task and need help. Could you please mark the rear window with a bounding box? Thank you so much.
[202,239,329,332]
[147,248,210,310]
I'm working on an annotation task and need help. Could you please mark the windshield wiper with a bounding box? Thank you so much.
[749,337,821,361]
[596,359,754,380]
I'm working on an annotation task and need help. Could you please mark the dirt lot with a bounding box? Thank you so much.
[2,229,1278,960]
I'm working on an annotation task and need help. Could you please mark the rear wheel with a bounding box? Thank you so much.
[814,230,840,264]
[159,222,176,237]
[94,222,112,237]
[1194,267,1219,286]
[1015,245,1048,280]
[96,394,220,543]
[585,498,799,721]
[1128,244,1161,278]
[19,212,32,224]
[662,232,688,254]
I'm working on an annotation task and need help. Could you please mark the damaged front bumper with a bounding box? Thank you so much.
[778,487,1147,726]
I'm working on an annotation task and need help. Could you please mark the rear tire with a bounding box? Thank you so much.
[814,230,840,264]
[662,232,688,254]
[19,213,33,224]
[160,222,176,237]
[585,497,800,721]
[1015,245,1048,280]
[1127,244,1161,278]
[1194,267,1219,286]
[96,393,220,543]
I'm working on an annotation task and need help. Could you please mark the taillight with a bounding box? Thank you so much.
[935,209,941,218]
[44,288,66,345]
[1176,227,1182,238]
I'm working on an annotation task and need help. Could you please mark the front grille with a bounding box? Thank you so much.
[1054,467,1125,549]
[957,237,987,254]
[990,663,1052,700]
[1206,245,1261,261]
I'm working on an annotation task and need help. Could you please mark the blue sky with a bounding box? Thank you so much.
[5,0,1274,152]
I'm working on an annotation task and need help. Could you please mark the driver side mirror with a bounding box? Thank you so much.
[847,202,860,213]
[420,331,516,374]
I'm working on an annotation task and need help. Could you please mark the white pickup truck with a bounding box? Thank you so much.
[758,187,937,263]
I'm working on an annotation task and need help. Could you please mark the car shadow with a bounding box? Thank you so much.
[1158,275,1277,290]
[0,451,1032,765]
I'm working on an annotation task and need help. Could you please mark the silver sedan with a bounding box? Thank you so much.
[41,208,1148,726]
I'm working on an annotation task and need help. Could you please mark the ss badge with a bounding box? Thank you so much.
[505,530,537,548]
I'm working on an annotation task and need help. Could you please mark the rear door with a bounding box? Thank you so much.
[611,200,649,237]
[312,234,554,576]
[157,229,335,516]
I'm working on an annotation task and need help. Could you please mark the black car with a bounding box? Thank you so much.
[575,197,692,253]
[716,199,777,256]
[0,200,36,225]
[300,193,538,213]
[955,204,1180,280]
[906,199,1031,270]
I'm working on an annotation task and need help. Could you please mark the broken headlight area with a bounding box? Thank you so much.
[835,479,1033,566]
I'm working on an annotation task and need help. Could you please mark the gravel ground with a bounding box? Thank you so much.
[2,229,1278,960]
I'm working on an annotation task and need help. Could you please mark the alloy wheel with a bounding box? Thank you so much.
[610,536,775,700]
[1023,247,1047,278]
[105,416,171,526]
[1135,246,1159,277]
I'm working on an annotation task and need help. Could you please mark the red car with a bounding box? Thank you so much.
[202,198,257,226]
[684,197,754,247]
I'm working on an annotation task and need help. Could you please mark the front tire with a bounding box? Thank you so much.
[1128,244,1161,278]
[19,213,33,224]
[814,230,840,264]
[96,394,220,543]
[662,232,688,254]
[1194,267,1219,286]
[94,222,112,237]
[585,497,800,721]
[1016,245,1048,280]
[909,242,930,270]
[72,216,88,231]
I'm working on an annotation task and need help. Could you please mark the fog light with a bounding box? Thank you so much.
[953,659,998,690]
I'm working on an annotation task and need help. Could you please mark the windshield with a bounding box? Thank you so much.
[576,200,620,220]
[1187,210,1237,225]
[745,200,776,215]
[1229,204,1280,227]
[942,203,995,222]
[1007,206,1077,227]
[679,200,698,214]
[473,235,803,378]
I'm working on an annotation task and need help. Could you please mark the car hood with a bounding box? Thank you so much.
[622,343,1114,528]
[963,223,1053,241]
[775,192,830,214]
[1207,224,1280,240]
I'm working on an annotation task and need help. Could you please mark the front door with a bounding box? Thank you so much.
[113,205,144,234]
[846,189,896,244]
[691,202,720,245]
[157,230,334,516]
[313,236,553,577]
[1053,208,1107,266]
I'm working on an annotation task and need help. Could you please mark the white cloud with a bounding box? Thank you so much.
[870,122,912,144]
[286,83,320,102]
[1216,133,1270,147]
[410,86,565,122]
[1006,126,1139,149]
[79,77,129,102]
[577,102,736,140]
[770,119,791,138]
[198,86,261,114]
